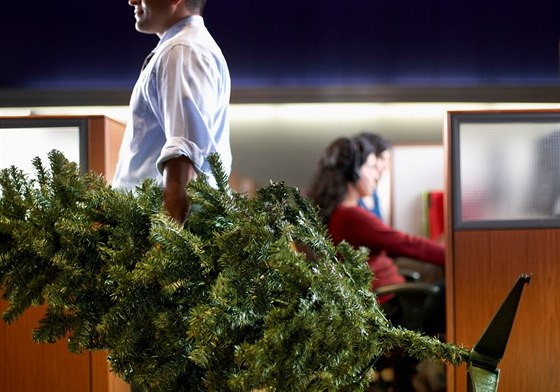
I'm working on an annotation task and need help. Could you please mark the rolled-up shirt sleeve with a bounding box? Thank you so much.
[154,44,223,175]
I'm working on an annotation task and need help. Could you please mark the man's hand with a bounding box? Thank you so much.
[162,156,197,225]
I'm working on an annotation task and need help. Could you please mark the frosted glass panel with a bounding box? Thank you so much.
[0,126,81,176]
[458,119,560,226]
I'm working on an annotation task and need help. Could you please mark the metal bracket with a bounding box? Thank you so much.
[467,274,531,392]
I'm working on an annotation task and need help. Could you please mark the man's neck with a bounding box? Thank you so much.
[157,11,197,38]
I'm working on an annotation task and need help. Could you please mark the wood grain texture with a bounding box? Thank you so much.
[448,229,560,392]
[0,303,91,392]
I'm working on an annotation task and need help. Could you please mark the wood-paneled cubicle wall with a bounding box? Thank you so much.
[0,115,129,392]
[444,110,560,391]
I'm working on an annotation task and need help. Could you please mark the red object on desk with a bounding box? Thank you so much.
[428,191,444,240]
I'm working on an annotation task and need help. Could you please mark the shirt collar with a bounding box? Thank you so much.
[158,15,204,46]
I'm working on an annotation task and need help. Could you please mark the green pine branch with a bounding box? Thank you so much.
[0,150,469,391]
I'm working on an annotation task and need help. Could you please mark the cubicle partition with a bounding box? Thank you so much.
[0,115,128,392]
[444,109,560,391]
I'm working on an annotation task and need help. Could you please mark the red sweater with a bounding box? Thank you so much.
[328,205,445,302]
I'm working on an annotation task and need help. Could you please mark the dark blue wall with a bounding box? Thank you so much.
[2,0,559,90]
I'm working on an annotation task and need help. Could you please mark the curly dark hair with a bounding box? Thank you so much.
[307,136,375,221]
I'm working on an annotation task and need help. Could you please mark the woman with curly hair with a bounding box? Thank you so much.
[307,136,445,309]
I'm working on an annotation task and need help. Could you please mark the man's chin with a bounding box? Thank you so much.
[135,23,152,34]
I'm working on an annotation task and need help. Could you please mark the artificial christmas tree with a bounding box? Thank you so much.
[1,150,470,391]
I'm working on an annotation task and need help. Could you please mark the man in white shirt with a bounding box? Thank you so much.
[113,0,231,225]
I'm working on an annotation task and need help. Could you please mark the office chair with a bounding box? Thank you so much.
[369,281,445,392]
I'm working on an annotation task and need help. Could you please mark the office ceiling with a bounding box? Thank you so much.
[2,0,560,94]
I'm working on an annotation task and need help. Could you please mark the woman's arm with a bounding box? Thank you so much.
[343,206,445,265]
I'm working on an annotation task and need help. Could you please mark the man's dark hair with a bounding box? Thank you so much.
[357,132,391,157]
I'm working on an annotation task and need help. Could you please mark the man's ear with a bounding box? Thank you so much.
[171,0,191,15]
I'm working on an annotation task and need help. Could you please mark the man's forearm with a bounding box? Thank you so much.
[162,156,197,225]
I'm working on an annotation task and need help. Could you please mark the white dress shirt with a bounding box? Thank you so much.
[112,15,232,190]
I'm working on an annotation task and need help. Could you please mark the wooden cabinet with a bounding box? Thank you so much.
[444,110,560,391]
[0,115,129,392]
[446,229,560,391]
